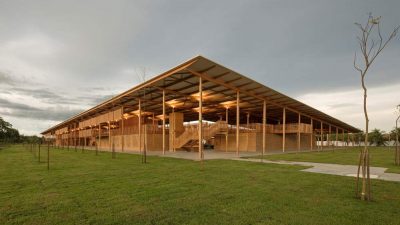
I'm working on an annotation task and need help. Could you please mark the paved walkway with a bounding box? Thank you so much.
[233,158,400,182]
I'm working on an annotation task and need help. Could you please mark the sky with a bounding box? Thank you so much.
[0,0,399,135]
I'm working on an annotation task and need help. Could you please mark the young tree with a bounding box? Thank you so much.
[353,13,399,201]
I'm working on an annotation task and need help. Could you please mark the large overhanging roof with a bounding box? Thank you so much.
[41,55,361,134]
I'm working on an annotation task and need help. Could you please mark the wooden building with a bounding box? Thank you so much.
[41,56,361,158]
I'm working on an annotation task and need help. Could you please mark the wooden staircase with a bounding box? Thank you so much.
[174,121,228,151]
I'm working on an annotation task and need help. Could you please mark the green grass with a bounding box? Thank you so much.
[1,145,400,225]
[255,147,400,174]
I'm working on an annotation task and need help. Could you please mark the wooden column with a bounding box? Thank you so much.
[310,118,313,150]
[121,106,125,152]
[297,113,301,152]
[328,124,332,149]
[320,121,323,150]
[262,100,266,155]
[162,89,166,155]
[342,129,345,147]
[347,131,350,147]
[198,76,203,160]
[282,107,286,152]
[236,91,240,156]
[246,112,250,152]
[98,124,101,150]
[108,122,111,151]
[139,98,141,152]
[172,106,175,152]
[225,107,228,152]
[84,130,86,149]
[336,127,338,148]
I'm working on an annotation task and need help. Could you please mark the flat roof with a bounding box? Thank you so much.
[41,55,361,134]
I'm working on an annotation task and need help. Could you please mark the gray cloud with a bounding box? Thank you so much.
[0,0,399,135]
[0,98,83,121]
[0,71,16,85]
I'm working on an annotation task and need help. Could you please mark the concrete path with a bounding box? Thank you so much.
[233,158,400,182]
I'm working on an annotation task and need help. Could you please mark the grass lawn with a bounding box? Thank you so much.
[255,147,400,174]
[1,145,400,225]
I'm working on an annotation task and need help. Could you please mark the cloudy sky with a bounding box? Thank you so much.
[0,0,399,135]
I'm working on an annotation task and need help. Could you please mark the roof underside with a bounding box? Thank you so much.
[42,56,361,134]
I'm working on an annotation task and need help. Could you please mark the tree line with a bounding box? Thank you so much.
[322,128,399,146]
[0,117,41,145]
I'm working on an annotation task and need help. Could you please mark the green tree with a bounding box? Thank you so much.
[0,117,20,144]
[368,129,385,146]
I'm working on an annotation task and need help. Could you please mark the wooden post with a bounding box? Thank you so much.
[172,106,175,152]
[98,124,101,154]
[336,127,339,148]
[162,90,166,155]
[310,118,313,151]
[320,121,323,150]
[121,106,125,152]
[236,91,240,156]
[297,113,301,152]
[83,130,86,152]
[262,100,266,156]
[199,76,203,160]
[47,141,50,170]
[139,98,142,153]
[246,112,250,152]
[108,122,111,151]
[347,131,350,148]
[329,124,332,149]
[38,143,41,163]
[282,107,286,152]
[342,129,345,148]
[74,124,77,152]
[225,107,228,152]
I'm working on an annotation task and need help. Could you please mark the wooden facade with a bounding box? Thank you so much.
[41,56,360,158]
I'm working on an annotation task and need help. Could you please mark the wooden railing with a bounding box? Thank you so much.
[272,123,312,134]
[174,121,228,149]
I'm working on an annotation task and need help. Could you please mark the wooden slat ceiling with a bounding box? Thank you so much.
[42,56,361,134]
